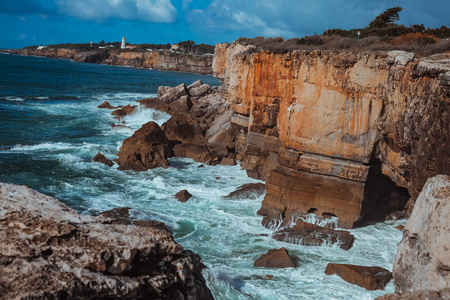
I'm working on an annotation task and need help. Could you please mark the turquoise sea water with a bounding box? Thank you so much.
[0,53,405,299]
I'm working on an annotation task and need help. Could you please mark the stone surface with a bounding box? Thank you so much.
[272,221,355,250]
[376,289,450,300]
[173,143,211,163]
[393,175,450,293]
[116,121,173,171]
[220,157,235,166]
[254,248,297,268]
[325,263,392,290]
[176,189,193,203]
[223,183,266,199]
[0,182,213,300]
[92,152,114,167]
[159,83,189,103]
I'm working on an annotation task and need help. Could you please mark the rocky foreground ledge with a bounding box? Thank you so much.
[0,183,213,300]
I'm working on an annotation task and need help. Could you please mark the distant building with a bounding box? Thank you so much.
[37,46,46,50]
[121,36,126,49]
[170,44,180,51]
[125,45,137,49]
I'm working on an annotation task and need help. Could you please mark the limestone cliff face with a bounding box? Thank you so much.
[10,48,213,74]
[213,43,450,228]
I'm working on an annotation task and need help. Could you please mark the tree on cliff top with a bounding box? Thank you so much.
[367,7,403,29]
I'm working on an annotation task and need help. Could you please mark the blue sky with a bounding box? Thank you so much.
[1,0,449,49]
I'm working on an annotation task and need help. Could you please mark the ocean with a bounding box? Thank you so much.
[0,53,405,300]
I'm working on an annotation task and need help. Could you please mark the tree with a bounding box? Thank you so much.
[367,7,403,29]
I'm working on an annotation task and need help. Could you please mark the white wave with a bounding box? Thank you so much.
[35,96,49,100]
[123,106,171,128]
[3,96,25,102]
[91,92,157,102]
[9,142,73,151]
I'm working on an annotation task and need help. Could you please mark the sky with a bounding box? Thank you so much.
[1,0,449,49]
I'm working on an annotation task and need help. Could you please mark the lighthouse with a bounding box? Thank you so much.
[121,36,126,49]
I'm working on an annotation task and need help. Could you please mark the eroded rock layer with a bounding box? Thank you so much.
[213,43,450,228]
[0,183,213,300]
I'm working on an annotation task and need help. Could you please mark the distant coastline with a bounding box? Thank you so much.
[8,46,214,75]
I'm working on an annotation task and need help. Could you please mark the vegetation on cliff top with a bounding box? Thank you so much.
[237,7,450,56]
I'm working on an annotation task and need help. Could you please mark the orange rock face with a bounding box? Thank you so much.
[213,43,450,228]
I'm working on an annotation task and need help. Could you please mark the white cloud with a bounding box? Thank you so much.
[56,0,177,23]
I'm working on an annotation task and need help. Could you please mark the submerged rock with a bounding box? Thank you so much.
[272,221,355,250]
[223,183,266,199]
[325,263,392,290]
[176,189,193,203]
[0,182,213,299]
[92,152,114,167]
[116,121,173,171]
[393,175,450,293]
[254,248,297,268]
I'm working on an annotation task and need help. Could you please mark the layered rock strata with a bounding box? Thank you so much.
[213,43,450,228]
[0,182,213,299]
[9,48,213,74]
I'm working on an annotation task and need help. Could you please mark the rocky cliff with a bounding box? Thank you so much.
[0,182,213,299]
[9,48,213,74]
[213,43,450,228]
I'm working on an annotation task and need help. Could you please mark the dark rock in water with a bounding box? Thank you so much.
[176,189,193,203]
[116,121,173,171]
[173,143,211,163]
[137,97,169,112]
[92,152,114,167]
[375,288,450,300]
[162,114,205,144]
[224,183,266,199]
[0,182,214,300]
[325,263,392,290]
[112,104,136,119]
[394,224,405,231]
[220,157,236,166]
[97,101,117,109]
[254,247,297,268]
[198,164,205,168]
[272,221,355,250]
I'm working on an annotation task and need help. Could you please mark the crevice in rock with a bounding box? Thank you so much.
[356,160,410,226]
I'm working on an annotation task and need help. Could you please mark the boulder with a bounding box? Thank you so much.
[168,95,193,113]
[162,115,205,144]
[0,183,213,300]
[176,189,193,203]
[116,121,173,171]
[393,175,450,293]
[375,288,450,300]
[207,143,229,159]
[187,79,203,90]
[272,221,355,250]
[223,183,266,199]
[173,144,211,163]
[189,84,211,98]
[254,248,297,268]
[92,152,114,167]
[220,157,236,166]
[97,101,116,109]
[325,263,392,290]
[159,83,189,103]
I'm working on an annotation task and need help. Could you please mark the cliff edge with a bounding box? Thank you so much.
[213,42,450,228]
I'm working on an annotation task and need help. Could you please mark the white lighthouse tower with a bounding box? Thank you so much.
[121,36,126,49]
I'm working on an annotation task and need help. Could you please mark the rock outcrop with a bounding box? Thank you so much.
[223,183,266,199]
[92,152,114,167]
[213,43,450,228]
[392,175,450,293]
[116,121,173,171]
[0,182,213,300]
[176,189,193,202]
[376,288,450,300]
[254,248,297,268]
[325,263,392,290]
[9,48,213,74]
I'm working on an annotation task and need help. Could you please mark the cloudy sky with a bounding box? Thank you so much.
[1,0,449,48]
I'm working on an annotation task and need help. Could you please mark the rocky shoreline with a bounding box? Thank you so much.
[8,47,214,75]
[0,182,213,299]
